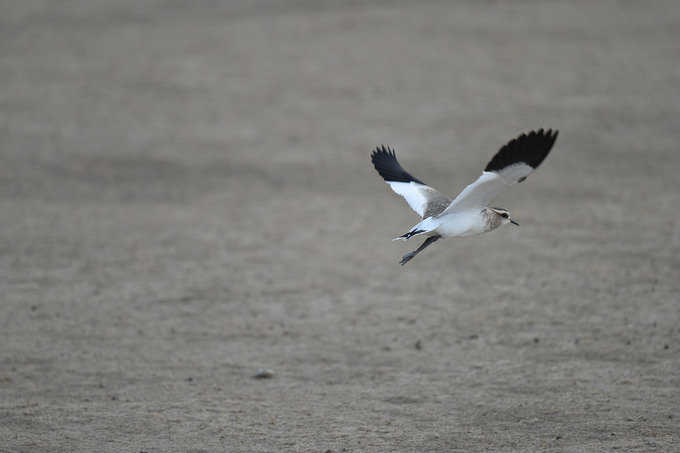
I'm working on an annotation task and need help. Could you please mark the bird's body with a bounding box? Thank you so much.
[371,129,559,265]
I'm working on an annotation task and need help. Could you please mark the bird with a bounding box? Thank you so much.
[371,129,559,265]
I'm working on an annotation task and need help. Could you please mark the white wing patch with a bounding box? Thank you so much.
[495,161,535,183]
[385,182,431,217]
[443,162,534,213]
[386,181,452,218]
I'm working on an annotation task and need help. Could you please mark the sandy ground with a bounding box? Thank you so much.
[2,1,679,452]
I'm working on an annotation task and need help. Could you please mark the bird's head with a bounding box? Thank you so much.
[490,207,519,227]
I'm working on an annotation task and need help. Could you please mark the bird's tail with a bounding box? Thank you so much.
[392,217,440,241]
[393,229,425,241]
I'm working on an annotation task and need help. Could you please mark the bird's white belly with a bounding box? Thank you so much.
[434,211,488,238]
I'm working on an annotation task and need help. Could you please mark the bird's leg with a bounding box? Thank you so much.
[399,235,441,265]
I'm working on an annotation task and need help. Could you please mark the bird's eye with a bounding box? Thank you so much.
[501,212,508,218]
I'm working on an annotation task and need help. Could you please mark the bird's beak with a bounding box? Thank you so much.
[510,218,519,226]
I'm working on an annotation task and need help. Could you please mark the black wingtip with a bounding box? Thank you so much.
[371,145,426,185]
[484,129,559,173]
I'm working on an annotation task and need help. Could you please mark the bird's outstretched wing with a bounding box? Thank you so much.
[371,146,452,219]
[443,129,558,214]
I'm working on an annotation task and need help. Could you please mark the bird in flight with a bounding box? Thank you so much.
[371,129,559,265]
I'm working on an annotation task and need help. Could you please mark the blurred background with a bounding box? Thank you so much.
[1,1,679,451]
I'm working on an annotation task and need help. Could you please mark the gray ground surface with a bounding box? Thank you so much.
[2,1,679,452]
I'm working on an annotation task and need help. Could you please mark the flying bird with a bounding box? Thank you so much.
[371,129,559,265]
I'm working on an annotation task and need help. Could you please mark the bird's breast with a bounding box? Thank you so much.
[434,211,488,238]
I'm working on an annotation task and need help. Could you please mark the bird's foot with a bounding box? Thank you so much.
[398,235,441,266]
[399,253,415,266]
